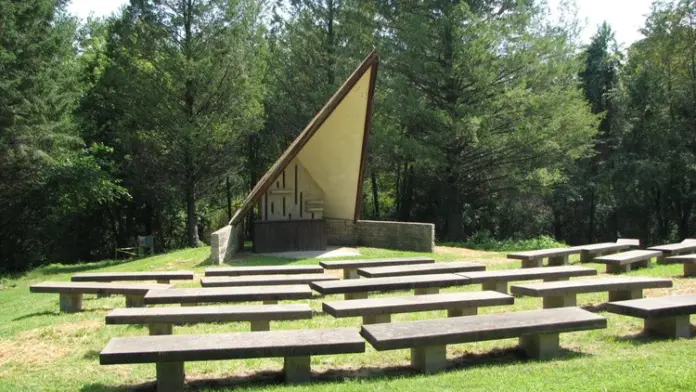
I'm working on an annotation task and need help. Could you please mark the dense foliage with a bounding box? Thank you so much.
[2,0,696,271]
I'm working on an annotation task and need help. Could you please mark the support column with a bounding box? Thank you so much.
[447,307,477,318]
[644,315,691,339]
[149,323,173,335]
[343,269,359,279]
[684,263,696,277]
[59,293,83,313]
[580,250,593,263]
[156,362,185,392]
[543,276,570,282]
[482,280,508,294]
[157,279,170,284]
[543,294,577,309]
[414,287,439,295]
[283,356,311,383]
[548,255,569,266]
[250,319,271,331]
[345,292,368,300]
[263,300,278,305]
[608,289,642,302]
[521,259,543,268]
[182,302,199,307]
[362,313,391,324]
[635,259,651,269]
[411,345,447,373]
[656,254,666,264]
[519,333,560,360]
[607,263,630,274]
[125,295,145,308]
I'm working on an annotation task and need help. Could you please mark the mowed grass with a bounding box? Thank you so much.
[1,247,695,391]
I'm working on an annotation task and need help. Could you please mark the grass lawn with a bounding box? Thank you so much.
[1,246,695,391]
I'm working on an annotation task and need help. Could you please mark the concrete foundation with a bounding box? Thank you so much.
[125,295,145,308]
[149,323,173,335]
[283,356,312,383]
[543,294,577,309]
[685,263,696,277]
[608,289,642,302]
[414,287,439,295]
[363,314,391,324]
[59,293,83,313]
[250,320,271,331]
[521,259,543,268]
[411,345,447,373]
[519,333,560,360]
[447,307,477,318]
[482,280,508,294]
[607,264,631,274]
[156,361,185,392]
[644,316,691,339]
[548,255,569,266]
[345,292,368,300]
[343,269,359,279]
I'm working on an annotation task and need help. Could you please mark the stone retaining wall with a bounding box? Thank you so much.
[327,219,434,252]
[210,222,244,264]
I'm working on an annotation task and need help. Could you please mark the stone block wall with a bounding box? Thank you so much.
[327,219,434,252]
[326,219,358,245]
[210,222,244,264]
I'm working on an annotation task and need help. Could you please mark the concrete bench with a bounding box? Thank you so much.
[663,254,696,277]
[320,257,435,279]
[201,273,338,287]
[360,307,606,373]
[456,266,597,293]
[323,291,513,324]
[594,250,663,273]
[106,304,313,334]
[100,328,365,391]
[575,240,638,262]
[510,277,673,308]
[144,285,313,306]
[310,274,470,300]
[507,248,580,268]
[205,265,324,277]
[607,294,696,338]
[357,261,485,278]
[30,281,171,313]
[649,239,696,262]
[71,271,194,283]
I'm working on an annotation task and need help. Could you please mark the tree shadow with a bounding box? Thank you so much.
[610,325,696,346]
[40,259,134,275]
[12,310,57,321]
[581,302,609,312]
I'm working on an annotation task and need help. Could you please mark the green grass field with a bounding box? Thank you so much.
[1,247,695,392]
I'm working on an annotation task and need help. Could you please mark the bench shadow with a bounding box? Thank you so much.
[610,325,696,346]
[80,382,150,392]
[12,310,57,321]
[581,302,609,312]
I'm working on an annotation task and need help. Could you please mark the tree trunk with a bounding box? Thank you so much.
[186,182,200,247]
[587,187,595,243]
[371,170,380,218]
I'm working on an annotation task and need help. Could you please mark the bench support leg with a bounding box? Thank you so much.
[521,259,543,268]
[414,287,439,295]
[283,356,311,383]
[448,307,477,318]
[543,294,576,309]
[411,345,447,373]
[149,323,173,335]
[580,251,593,263]
[684,263,696,277]
[250,320,271,331]
[345,292,368,300]
[519,333,560,360]
[363,313,391,324]
[606,264,630,274]
[157,279,170,284]
[608,289,642,302]
[644,315,691,339]
[543,276,570,282]
[263,300,278,305]
[125,295,145,308]
[656,255,666,264]
[548,255,569,266]
[343,269,359,279]
[635,259,651,269]
[59,293,83,313]
[482,280,508,294]
[156,362,184,392]
[182,302,198,307]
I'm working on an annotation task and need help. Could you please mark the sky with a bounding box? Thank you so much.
[68,0,656,46]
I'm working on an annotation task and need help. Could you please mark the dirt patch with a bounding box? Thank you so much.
[435,246,511,264]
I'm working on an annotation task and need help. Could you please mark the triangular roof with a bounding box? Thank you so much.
[230,50,379,226]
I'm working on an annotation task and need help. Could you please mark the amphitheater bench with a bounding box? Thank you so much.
[30,281,171,313]
[143,285,313,306]
[507,248,580,268]
[649,239,696,263]
[663,255,696,277]
[71,271,194,284]
[100,328,365,391]
[106,303,313,334]
[607,294,696,338]
[205,265,324,277]
[575,240,639,262]
[201,273,338,287]
[310,274,470,300]
[323,291,513,324]
[510,277,673,308]
[455,266,597,294]
[320,257,435,279]
[594,250,663,273]
[357,261,485,278]
[360,307,606,373]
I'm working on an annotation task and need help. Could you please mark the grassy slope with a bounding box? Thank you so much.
[0,247,695,392]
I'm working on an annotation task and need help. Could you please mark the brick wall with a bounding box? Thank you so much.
[327,218,434,252]
[326,219,359,245]
[210,222,244,264]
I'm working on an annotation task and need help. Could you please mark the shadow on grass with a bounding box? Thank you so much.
[197,252,299,268]
[11,310,57,321]
[581,302,609,312]
[81,346,591,392]
[40,259,134,275]
[611,325,696,345]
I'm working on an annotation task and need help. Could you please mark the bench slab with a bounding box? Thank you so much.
[71,271,194,282]
[510,277,673,297]
[310,274,470,296]
[357,262,485,278]
[144,285,313,305]
[458,266,597,284]
[594,250,663,265]
[607,294,696,319]
[507,248,580,261]
[30,281,171,295]
[106,304,313,324]
[201,274,338,287]
[205,265,324,277]
[648,239,696,254]
[321,258,435,277]
[323,291,513,319]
